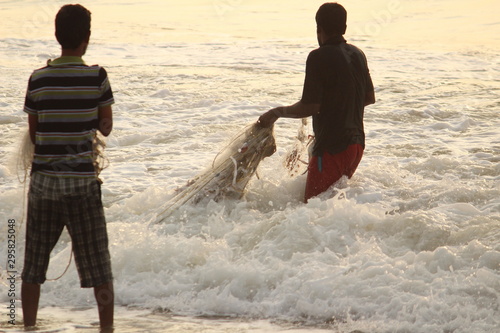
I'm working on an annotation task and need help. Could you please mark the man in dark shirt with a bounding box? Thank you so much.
[258,2,375,202]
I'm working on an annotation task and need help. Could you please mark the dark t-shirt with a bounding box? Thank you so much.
[301,36,374,156]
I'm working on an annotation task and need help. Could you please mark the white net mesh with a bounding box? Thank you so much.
[155,122,276,223]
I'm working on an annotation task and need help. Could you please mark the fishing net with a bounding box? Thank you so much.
[283,118,313,177]
[16,130,34,183]
[93,133,109,180]
[16,130,108,181]
[155,122,276,223]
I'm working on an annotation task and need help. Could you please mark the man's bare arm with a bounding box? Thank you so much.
[98,105,113,137]
[258,101,320,127]
[28,114,38,144]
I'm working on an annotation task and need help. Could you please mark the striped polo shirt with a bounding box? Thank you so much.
[24,56,114,178]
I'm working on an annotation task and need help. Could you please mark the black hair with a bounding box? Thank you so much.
[55,4,91,49]
[315,3,347,35]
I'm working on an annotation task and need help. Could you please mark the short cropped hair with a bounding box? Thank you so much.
[55,4,91,49]
[315,3,347,35]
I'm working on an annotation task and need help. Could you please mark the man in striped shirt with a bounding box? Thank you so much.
[22,4,114,329]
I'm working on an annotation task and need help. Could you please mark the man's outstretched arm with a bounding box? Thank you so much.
[258,101,320,128]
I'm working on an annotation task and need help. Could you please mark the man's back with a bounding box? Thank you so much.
[302,37,373,156]
[24,56,114,178]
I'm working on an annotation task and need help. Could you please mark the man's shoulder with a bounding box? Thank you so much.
[307,47,323,63]
[343,42,367,57]
[29,62,107,81]
[30,64,51,76]
[87,64,109,78]
[308,46,322,55]
[347,42,363,50]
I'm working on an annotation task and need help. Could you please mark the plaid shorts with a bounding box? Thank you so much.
[22,172,113,288]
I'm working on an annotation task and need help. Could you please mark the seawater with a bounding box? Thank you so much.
[0,0,499,332]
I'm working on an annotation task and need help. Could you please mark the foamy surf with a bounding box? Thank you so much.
[0,0,499,332]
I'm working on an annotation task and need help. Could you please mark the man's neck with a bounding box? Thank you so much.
[60,43,87,57]
[61,50,83,57]
[320,35,345,46]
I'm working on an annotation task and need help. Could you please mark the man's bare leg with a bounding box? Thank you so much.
[94,282,114,330]
[22,282,40,327]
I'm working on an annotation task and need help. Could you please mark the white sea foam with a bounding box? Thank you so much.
[0,0,499,332]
